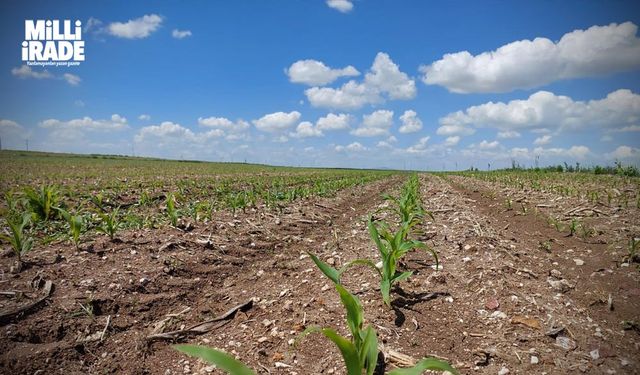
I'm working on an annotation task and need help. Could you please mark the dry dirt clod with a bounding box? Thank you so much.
[555,336,577,351]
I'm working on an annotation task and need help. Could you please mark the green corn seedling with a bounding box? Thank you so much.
[23,184,59,221]
[91,192,106,212]
[367,217,439,306]
[302,283,379,375]
[166,192,179,227]
[96,207,122,240]
[173,345,254,375]
[0,213,34,271]
[56,208,84,250]
[568,218,579,236]
[307,256,456,374]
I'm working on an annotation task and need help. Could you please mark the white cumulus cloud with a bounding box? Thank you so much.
[326,0,354,13]
[605,145,639,160]
[421,22,640,93]
[316,113,352,131]
[533,135,552,146]
[497,130,521,139]
[40,114,128,131]
[305,52,416,110]
[198,117,250,131]
[336,141,366,152]
[290,121,324,138]
[12,65,80,86]
[398,110,423,134]
[478,140,500,150]
[351,110,393,137]
[437,89,640,135]
[444,136,460,147]
[252,111,301,133]
[172,29,192,39]
[108,14,163,39]
[287,60,359,86]
[407,136,430,154]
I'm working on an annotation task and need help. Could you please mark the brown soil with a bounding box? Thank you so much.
[1,174,638,374]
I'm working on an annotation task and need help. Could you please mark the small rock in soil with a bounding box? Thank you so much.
[531,356,539,364]
[573,258,585,266]
[547,277,573,293]
[485,297,499,310]
[555,336,577,351]
[498,366,510,375]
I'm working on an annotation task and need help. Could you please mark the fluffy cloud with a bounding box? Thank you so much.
[377,136,398,149]
[406,136,430,154]
[139,114,151,121]
[437,89,640,135]
[605,145,639,160]
[478,140,499,150]
[444,136,460,147]
[252,111,301,133]
[326,0,354,13]
[533,135,552,146]
[336,142,366,152]
[497,130,521,139]
[12,65,81,86]
[135,121,224,144]
[305,53,416,110]
[316,113,352,131]
[11,65,52,79]
[421,22,640,93]
[172,29,192,39]
[40,114,128,131]
[198,116,250,141]
[39,115,128,142]
[290,121,323,138]
[136,122,193,140]
[0,119,21,130]
[198,117,250,131]
[108,14,163,39]
[398,110,423,134]
[436,123,475,136]
[287,60,359,86]
[351,110,393,137]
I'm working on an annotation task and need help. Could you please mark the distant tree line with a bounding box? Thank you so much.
[466,160,639,177]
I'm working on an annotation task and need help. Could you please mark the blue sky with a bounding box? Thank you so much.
[1,0,639,170]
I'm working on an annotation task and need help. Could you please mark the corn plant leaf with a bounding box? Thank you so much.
[321,328,361,375]
[380,279,391,306]
[173,345,255,375]
[308,252,341,285]
[335,284,363,340]
[413,242,439,270]
[56,207,71,221]
[360,325,379,375]
[339,258,382,278]
[391,271,413,284]
[367,217,388,257]
[387,357,458,375]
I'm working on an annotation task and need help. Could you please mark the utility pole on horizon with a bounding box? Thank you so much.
[25,139,29,151]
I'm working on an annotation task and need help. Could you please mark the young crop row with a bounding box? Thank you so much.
[173,174,458,374]
[0,171,390,272]
[448,169,640,210]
